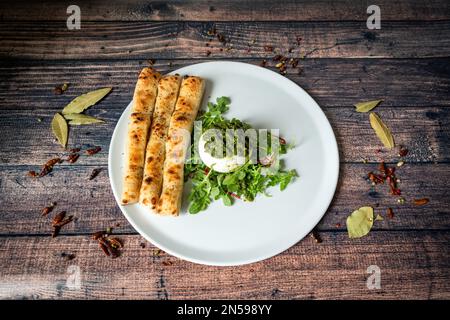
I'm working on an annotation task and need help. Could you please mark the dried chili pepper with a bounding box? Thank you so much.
[60,252,76,261]
[379,161,387,174]
[207,27,216,36]
[413,198,429,206]
[52,226,61,238]
[52,211,66,226]
[386,176,401,195]
[92,231,106,240]
[368,172,384,184]
[98,240,110,256]
[289,58,299,68]
[28,170,39,177]
[310,229,322,243]
[54,83,69,95]
[92,230,123,258]
[55,216,74,228]
[41,202,56,216]
[100,237,120,258]
[217,33,226,44]
[86,146,101,155]
[387,208,394,219]
[107,237,123,249]
[399,147,409,157]
[52,214,73,238]
[272,54,283,61]
[89,168,102,180]
[368,161,401,196]
[66,153,80,164]
[278,63,287,74]
[39,157,63,177]
[386,166,395,176]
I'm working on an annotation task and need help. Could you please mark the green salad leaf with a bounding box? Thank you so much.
[185,96,298,214]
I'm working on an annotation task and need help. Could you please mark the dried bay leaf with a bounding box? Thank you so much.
[369,112,395,149]
[346,206,374,239]
[64,113,104,125]
[62,87,112,114]
[51,113,68,148]
[355,100,382,113]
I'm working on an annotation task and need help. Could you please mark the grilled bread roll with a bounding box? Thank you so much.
[131,68,161,114]
[121,68,161,205]
[156,76,205,215]
[139,75,182,209]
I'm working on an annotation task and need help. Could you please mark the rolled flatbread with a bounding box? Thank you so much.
[139,75,182,209]
[156,76,205,216]
[121,68,161,205]
[131,68,161,114]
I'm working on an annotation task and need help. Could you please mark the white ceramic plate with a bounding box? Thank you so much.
[109,61,339,266]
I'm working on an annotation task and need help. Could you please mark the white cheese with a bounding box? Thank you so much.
[198,132,245,173]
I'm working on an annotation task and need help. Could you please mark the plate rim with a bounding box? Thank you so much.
[108,61,340,266]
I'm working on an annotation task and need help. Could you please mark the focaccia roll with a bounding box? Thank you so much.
[139,75,182,209]
[121,68,160,205]
[156,76,205,216]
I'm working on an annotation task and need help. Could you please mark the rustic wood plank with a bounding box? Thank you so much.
[0,106,448,165]
[0,163,448,235]
[0,0,448,21]
[0,232,448,299]
[1,59,449,110]
[2,21,450,59]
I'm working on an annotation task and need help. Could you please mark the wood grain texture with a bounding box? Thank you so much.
[0,0,449,21]
[2,58,449,166]
[0,232,449,299]
[0,106,449,166]
[1,59,449,110]
[2,21,450,59]
[1,0,450,300]
[1,163,449,235]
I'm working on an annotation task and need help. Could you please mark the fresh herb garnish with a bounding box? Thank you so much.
[185,97,297,214]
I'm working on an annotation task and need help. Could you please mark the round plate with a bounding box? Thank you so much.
[108,61,339,266]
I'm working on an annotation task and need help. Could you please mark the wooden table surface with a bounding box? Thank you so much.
[0,0,449,299]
